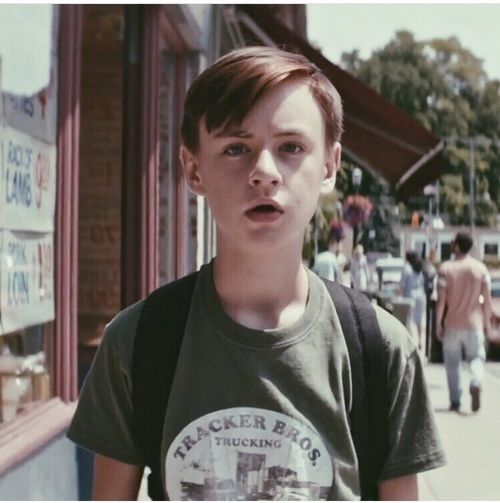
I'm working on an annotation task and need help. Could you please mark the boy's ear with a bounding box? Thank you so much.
[180,145,206,196]
[320,141,341,195]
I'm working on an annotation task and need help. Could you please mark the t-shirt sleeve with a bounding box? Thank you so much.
[375,308,446,481]
[66,301,144,465]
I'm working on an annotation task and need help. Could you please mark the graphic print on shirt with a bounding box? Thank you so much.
[165,407,333,500]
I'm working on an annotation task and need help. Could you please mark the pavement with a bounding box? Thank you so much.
[419,360,500,500]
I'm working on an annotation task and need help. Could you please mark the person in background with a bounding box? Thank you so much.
[334,240,349,286]
[422,246,438,298]
[351,244,370,291]
[313,229,340,282]
[326,219,349,286]
[422,245,438,350]
[436,232,491,413]
[400,251,426,349]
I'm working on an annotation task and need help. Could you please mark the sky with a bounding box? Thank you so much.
[307,3,500,81]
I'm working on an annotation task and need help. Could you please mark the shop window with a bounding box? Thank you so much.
[158,44,205,280]
[0,327,50,423]
[0,5,58,426]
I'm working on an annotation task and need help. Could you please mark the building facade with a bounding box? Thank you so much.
[0,4,217,498]
[0,5,308,498]
[399,224,500,263]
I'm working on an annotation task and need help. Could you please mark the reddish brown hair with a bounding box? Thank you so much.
[181,46,343,152]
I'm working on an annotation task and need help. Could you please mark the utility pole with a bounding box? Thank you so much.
[469,137,475,239]
[351,167,363,251]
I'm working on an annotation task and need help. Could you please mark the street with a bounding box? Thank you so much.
[419,360,500,500]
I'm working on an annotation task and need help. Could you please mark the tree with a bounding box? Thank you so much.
[340,31,500,226]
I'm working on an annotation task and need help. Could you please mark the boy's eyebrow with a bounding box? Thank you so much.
[214,129,253,139]
[214,129,309,139]
[274,130,309,138]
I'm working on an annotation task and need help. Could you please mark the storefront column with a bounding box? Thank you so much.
[122,5,160,306]
[55,4,82,402]
[140,5,160,295]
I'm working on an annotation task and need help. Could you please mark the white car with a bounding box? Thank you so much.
[374,257,405,295]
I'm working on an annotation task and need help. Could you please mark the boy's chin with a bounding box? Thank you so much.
[220,230,303,256]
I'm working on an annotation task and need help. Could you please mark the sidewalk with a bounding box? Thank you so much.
[419,361,500,500]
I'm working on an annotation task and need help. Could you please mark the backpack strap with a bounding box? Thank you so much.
[322,279,390,501]
[132,271,199,500]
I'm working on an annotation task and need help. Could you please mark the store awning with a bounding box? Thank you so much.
[237,5,443,201]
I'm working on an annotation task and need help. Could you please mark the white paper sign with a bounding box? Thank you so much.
[0,6,57,143]
[0,125,56,232]
[1,59,58,144]
[0,230,55,335]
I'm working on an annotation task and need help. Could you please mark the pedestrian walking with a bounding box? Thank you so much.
[351,244,370,290]
[312,233,339,282]
[326,219,349,286]
[422,246,437,351]
[335,242,349,286]
[67,46,444,500]
[422,246,438,298]
[436,232,492,412]
[400,251,426,349]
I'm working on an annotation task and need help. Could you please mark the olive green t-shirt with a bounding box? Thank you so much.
[67,263,445,500]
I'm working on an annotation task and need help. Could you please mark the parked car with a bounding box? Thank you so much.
[488,273,500,360]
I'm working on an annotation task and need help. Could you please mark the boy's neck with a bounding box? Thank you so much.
[212,244,309,331]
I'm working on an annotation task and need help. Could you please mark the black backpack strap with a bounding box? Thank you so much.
[132,271,199,500]
[322,279,389,500]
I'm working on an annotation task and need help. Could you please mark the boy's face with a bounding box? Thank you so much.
[181,79,341,254]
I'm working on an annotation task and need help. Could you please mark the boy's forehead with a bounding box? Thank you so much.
[200,80,323,137]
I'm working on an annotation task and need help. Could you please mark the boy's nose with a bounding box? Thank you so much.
[249,150,283,187]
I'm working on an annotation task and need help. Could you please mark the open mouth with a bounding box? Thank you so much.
[251,204,282,213]
[245,203,284,223]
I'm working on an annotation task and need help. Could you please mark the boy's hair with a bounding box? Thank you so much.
[181,46,343,153]
[453,232,473,254]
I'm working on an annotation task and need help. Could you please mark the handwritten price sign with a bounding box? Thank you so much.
[0,230,55,334]
[0,125,56,232]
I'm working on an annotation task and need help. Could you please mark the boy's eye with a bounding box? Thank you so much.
[279,143,304,154]
[223,144,249,156]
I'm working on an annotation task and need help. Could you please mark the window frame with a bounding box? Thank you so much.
[479,233,500,260]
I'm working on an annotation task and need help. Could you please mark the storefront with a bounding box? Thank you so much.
[0,5,80,498]
[0,4,232,498]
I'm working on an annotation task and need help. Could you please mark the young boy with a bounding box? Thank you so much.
[68,47,445,500]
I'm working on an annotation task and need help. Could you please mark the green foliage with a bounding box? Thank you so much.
[440,174,467,224]
[307,30,500,262]
[339,30,500,227]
